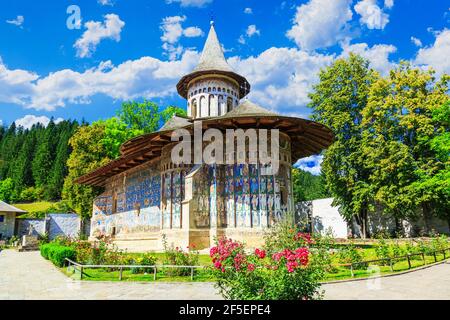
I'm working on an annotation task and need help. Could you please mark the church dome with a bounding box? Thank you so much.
[176,22,251,100]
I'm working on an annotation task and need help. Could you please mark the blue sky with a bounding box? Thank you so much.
[0,0,449,172]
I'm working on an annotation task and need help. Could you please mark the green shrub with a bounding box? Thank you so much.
[337,242,365,269]
[162,234,199,276]
[40,243,76,267]
[211,219,324,300]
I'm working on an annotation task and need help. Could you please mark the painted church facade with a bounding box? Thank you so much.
[76,23,333,251]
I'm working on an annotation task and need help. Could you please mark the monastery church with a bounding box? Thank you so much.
[76,22,333,251]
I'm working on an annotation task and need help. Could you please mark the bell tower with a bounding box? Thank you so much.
[176,21,251,119]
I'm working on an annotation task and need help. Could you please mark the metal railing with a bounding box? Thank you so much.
[65,258,207,281]
[333,247,449,277]
[66,247,450,281]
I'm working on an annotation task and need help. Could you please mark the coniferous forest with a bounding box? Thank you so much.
[0,119,80,203]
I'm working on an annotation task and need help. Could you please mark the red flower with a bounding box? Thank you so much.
[254,248,266,259]
[248,263,256,272]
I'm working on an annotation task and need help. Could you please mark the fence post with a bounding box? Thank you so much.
[191,267,194,281]
[444,249,446,260]
[421,253,426,265]
[153,267,157,281]
[389,259,394,272]
[119,267,123,281]
[350,264,354,277]
[80,266,83,280]
[433,251,437,263]
[407,255,411,269]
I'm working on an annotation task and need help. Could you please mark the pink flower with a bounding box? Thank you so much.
[254,248,266,259]
[214,261,222,269]
[248,263,256,272]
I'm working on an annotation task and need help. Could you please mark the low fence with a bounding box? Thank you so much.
[65,258,207,281]
[334,247,450,278]
[66,247,450,282]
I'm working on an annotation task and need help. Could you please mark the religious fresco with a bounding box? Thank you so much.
[162,172,172,229]
[193,165,210,228]
[91,168,162,237]
[172,170,183,229]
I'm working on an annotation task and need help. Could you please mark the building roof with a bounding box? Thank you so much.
[192,22,234,74]
[219,100,279,118]
[0,201,27,214]
[75,99,334,187]
[158,115,192,132]
[176,23,251,99]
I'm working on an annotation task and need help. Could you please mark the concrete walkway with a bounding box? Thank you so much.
[322,261,450,300]
[0,250,220,300]
[0,250,449,300]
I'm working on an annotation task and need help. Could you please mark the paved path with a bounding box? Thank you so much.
[1,250,449,300]
[322,261,450,300]
[0,250,220,300]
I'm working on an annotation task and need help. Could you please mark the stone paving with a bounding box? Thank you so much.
[1,249,449,300]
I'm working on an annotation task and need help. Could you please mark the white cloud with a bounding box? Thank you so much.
[0,51,200,111]
[384,0,394,9]
[238,25,260,45]
[74,14,125,58]
[228,47,334,114]
[160,16,203,60]
[166,0,212,7]
[15,115,64,130]
[183,26,204,38]
[286,0,353,51]
[246,25,260,37]
[6,15,24,27]
[411,36,422,47]
[97,0,114,5]
[294,155,324,175]
[0,57,38,105]
[244,8,253,14]
[415,29,450,75]
[354,0,390,30]
[340,42,397,75]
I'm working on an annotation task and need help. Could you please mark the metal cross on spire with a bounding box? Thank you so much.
[210,10,215,26]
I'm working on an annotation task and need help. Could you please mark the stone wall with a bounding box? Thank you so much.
[16,214,89,239]
[297,198,450,238]
[0,212,16,239]
[295,198,348,238]
[17,219,46,237]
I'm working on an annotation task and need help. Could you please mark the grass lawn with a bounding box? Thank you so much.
[13,201,59,217]
[62,244,448,283]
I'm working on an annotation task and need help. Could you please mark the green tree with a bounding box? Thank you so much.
[0,178,14,202]
[62,123,111,218]
[118,100,161,133]
[364,63,449,233]
[98,117,144,159]
[309,54,377,238]
[32,120,57,188]
[292,168,330,203]
[160,105,187,123]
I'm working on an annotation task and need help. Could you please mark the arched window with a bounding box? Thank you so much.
[227,97,233,113]
[208,87,211,92]
[209,95,216,116]
[200,96,208,117]
[218,95,225,115]
[218,88,221,92]
[191,99,197,118]
[213,87,216,92]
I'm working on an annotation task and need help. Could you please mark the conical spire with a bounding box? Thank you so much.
[193,22,234,73]
[176,22,250,99]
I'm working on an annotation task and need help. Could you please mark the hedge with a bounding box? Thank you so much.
[40,243,76,267]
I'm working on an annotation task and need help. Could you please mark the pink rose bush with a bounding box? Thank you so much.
[209,231,324,300]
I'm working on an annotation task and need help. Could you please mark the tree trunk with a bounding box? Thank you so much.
[356,208,369,239]
[422,202,432,236]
